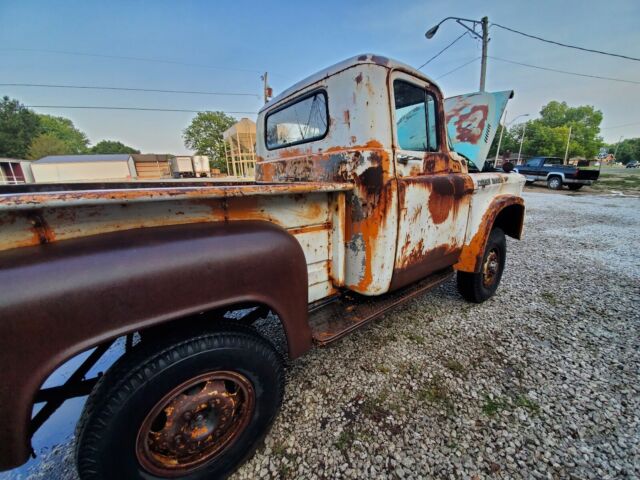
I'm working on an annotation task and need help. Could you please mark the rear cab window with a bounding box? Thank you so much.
[265,91,328,150]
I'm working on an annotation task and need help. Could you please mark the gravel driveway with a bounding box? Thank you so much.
[4,192,639,479]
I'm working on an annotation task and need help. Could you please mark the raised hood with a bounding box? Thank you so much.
[444,90,513,171]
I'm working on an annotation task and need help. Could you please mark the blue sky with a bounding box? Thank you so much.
[1,0,638,153]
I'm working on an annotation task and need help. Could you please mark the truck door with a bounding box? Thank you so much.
[389,71,473,290]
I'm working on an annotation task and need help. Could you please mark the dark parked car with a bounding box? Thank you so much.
[626,161,639,168]
[514,156,600,190]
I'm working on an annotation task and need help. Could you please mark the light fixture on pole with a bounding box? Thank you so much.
[425,16,489,91]
[517,120,529,163]
[496,113,529,163]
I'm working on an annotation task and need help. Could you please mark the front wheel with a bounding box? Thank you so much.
[547,176,563,190]
[457,228,506,303]
[567,184,583,190]
[75,323,284,479]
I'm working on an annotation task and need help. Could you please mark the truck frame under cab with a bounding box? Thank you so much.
[0,54,525,479]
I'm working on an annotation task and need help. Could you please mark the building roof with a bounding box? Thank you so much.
[261,53,437,112]
[35,154,132,164]
[131,154,171,163]
[0,158,28,163]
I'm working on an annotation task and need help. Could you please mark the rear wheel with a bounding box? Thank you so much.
[457,228,506,303]
[567,184,583,190]
[547,176,563,190]
[76,323,284,479]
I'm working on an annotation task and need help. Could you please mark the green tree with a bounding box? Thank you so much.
[91,140,140,154]
[183,111,236,172]
[27,133,68,159]
[38,114,89,153]
[609,138,640,164]
[489,101,604,160]
[0,96,41,158]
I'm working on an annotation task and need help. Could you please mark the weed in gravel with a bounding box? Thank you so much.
[334,427,371,453]
[406,331,426,345]
[445,359,465,374]
[541,291,558,306]
[334,429,356,452]
[515,395,540,414]
[482,395,508,416]
[397,360,423,378]
[376,363,390,374]
[419,374,454,413]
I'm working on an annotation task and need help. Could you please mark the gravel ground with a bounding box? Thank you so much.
[4,191,639,479]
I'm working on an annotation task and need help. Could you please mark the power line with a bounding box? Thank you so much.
[0,82,259,97]
[601,121,640,129]
[491,23,640,62]
[435,57,480,80]
[489,56,640,85]
[0,47,266,74]
[26,105,257,114]
[418,32,469,70]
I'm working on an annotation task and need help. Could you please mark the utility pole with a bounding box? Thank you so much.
[480,16,489,92]
[517,121,528,162]
[261,72,272,104]
[612,135,623,161]
[425,15,490,92]
[563,125,572,164]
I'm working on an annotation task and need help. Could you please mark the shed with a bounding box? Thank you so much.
[0,158,34,184]
[131,154,172,179]
[31,154,136,183]
[223,118,256,178]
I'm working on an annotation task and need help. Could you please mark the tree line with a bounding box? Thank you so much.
[488,100,636,164]
[0,96,140,159]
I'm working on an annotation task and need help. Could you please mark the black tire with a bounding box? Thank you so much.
[457,228,506,303]
[567,184,583,190]
[76,322,284,480]
[547,176,563,190]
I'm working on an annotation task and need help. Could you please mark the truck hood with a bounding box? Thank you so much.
[444,90,513,171]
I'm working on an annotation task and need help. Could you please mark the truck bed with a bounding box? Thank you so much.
[0,181,352,210]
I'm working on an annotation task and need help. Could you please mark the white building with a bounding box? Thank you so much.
[31,154,136,183]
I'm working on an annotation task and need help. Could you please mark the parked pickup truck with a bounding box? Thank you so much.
[514,156,600,190]
[0,54,525,479]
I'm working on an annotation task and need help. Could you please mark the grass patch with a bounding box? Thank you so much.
[376,363,390,374]
[334,429,357,452]
[406,331,426,345]
[515,395,540,414]
[541,291,557,306]
[445,359,465,374]
[482,395,508,416]
[418,374,454,412]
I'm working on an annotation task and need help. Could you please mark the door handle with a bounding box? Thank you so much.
[397,154,421,165]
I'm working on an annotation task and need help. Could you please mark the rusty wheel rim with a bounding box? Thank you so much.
[136,371,255,477]
[482,249,500,287]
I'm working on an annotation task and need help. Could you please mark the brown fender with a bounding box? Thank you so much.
[0,220,310,470]
[454,195,525,273]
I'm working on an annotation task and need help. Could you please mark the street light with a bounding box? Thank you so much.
[425,16,489,91]
[496,112,529,163]
[517,120,530,163]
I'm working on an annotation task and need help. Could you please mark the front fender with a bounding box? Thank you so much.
[455,195,525,272]
[0,220,309,470]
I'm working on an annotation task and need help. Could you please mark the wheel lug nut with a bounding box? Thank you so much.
[174,435,183,444]
[183,412,192,421]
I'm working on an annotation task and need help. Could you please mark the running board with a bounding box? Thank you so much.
[309,268,454,345]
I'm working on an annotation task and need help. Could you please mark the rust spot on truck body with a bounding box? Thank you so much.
[455,195,525,272]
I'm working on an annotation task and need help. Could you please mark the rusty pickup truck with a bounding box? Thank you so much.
[0,54,525,479]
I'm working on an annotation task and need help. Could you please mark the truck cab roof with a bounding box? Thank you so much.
[261,53,437,111]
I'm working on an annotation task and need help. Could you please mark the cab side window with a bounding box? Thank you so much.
[393,80,439,152]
